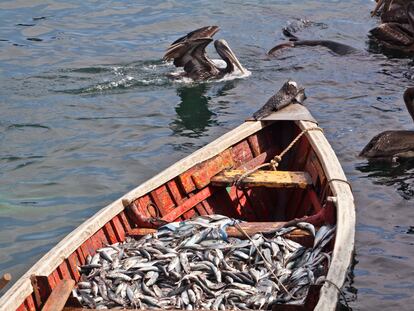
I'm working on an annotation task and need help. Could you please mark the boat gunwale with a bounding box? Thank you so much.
[0,117,355,311]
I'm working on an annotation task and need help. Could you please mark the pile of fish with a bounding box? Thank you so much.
[74,215,335,310]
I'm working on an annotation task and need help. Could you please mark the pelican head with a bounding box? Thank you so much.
[214,39,246,74]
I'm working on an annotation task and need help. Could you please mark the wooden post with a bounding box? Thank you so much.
[0,273,11,290]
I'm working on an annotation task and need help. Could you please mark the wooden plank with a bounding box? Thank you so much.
[167,180,185,205]
[30,275,52,309]
[118,212,132,233]
[308,189,322,213]
[111,217,125,242]
[103,222,118,244]
[24,295,37,311]
[16,304,27,311]
[57,262,72,281]
[247,133,262,157]
[47,275,57,290]
[162,187,214,222]
[75,247,87,267]
[153,186,175,216]
[0,273,11,290]
[230,140,253,168]
[129,222,309,238]
[235,146,279,171]
[211,170,312,189]
[178,167,198,194]
[297,121,355,311]
[41,279,75,311]
[227,187,251,218]
[66,254,80,281]
[191,149,234,189]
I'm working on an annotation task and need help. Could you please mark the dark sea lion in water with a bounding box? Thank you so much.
[360,87,414,161]
[268,26,357,56]
[268,39,357,56]
[252,80,306,120]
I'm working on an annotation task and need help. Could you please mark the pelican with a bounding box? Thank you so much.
[360,87,414,160]
[370,1,414,53]
[163,26,246,81]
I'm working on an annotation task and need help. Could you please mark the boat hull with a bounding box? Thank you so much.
[0,109,355,311]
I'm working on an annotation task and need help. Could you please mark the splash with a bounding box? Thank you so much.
[168,59,251,84]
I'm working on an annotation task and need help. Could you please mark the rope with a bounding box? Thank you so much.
[319,279,350,310]
[234,127,323,188]
[327,178,353,192]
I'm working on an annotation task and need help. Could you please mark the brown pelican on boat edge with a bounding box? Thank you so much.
[163,26,246,81]
[360,87,414,160]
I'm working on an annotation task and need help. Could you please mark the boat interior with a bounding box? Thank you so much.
[15,119,338,311]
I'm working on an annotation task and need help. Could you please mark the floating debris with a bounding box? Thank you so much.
[74,215,334,309]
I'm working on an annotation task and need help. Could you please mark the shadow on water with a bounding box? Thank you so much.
[170,81,238,138]
[356,159,414,200]
[170,84,216,138]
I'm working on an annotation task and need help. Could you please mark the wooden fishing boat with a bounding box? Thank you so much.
[0,104,355,311]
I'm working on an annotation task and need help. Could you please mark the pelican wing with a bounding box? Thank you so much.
[164,37,218,79]
[171,26,219,46]
[164,26,219,68]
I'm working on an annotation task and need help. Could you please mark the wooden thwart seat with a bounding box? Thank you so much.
[211,170,312,189]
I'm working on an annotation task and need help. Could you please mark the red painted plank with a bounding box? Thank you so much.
[194,202,208,216]
[118,211,132,232]
[75,248,86,266]
[79,241,91,261]
[16,303,27,311]
[154,186,175,215]
[228,187,256,219]
[103,222,119,244]
[231,140,253,168]
[167,180,185,205]
[206,188,240,219]
[95,228,108,249]
[24,295,36,311]
[67,253,81,281]
[47,274,57,290]
[41,279,75,311]
[162,187,214,222]
[58,260,73,280]
[30,275,52,309]
[111,216,126,242]
[191,149,234,190]
[51,270,61,284]
[308,189,322,213]
[178,167,198,194]
[247,133,262,157]
[137,196,153,217]
[201,200,214,215]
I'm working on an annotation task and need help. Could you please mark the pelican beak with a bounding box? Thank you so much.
[371,0,384,17]
[215,39,246,74]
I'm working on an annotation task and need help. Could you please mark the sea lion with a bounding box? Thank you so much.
[268,26,357,56]
[268,40,358,56]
